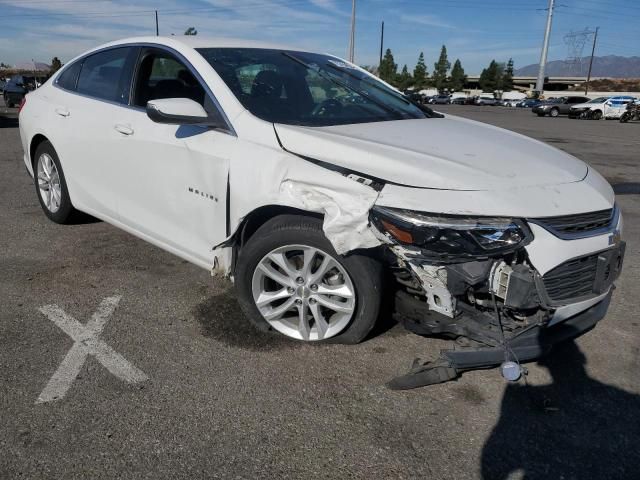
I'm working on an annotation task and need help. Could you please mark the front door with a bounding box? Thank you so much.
[108,47,232,268]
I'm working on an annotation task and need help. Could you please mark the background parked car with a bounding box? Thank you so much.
[532,95,590,117]
[502,98,523,107]
[451,96,467,105]
[517,98,541,108]
[432,94,451,105]
[568,96,612,119]
[475,95,499,106]
[3,75,36,108]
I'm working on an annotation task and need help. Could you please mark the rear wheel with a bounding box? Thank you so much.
[33,141,76,223]
[620,112,630,123]
[235,214,382,344]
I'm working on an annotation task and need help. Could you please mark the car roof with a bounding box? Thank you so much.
[90,36,311,55]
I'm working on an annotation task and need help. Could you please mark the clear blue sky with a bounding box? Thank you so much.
[0,0,638,74]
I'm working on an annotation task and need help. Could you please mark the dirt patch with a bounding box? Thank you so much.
[453,384,486,406]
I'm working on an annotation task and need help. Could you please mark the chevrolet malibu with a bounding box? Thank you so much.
[19,37,624,384]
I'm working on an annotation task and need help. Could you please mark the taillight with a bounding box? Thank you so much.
[18,96,26,114]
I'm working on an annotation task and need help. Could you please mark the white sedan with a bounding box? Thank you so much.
[19,37,624,383]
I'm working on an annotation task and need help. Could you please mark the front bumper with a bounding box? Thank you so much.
[380,206,623,388]
[569,108,589,118]
[389,291,612,389]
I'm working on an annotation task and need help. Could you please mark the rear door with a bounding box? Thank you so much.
[51,46,139,219]
[105,46,232,268]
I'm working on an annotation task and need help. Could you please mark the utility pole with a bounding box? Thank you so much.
[535,0,555,95]
[379,21,384,67]
[585,27,599,95]
[348,0,356,62]
[155,10,159,36]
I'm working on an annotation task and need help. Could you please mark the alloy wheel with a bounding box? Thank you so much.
[251,245,356,341]
[37,153,62,213]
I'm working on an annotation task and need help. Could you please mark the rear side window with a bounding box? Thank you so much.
[56,61,82,91]
[76,47,132,103]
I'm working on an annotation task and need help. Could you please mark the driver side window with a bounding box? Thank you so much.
[133,50,205,108]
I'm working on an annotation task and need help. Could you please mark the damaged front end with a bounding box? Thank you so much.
[370,206,624,389]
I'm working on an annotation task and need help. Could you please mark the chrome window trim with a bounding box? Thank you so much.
[52,42,236,137]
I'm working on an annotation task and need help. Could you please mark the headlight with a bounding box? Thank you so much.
[371,206,532,259]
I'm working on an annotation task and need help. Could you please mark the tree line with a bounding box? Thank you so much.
[377,45,515,93]
[378,45,466,91]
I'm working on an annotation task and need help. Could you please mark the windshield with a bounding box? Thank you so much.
[588,97,609,103]
[196,48,427,126]
[547,97,565,103]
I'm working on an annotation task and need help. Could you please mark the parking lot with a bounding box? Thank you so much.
[1,101,639,479]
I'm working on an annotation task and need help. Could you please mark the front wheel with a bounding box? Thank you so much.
[549,108,559,117]
[591,109,603,120]
[235,214,382,344]
[620,113,630,123]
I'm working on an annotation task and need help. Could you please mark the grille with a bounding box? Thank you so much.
[532,208,613,236]
[542,254,598,304]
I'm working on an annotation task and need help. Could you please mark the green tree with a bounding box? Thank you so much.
[448,59,467,91]
[0,62,10,68]
[396,64,413,90]
[503,58,514,90]
[479,59,505,92]
[413,52,428,89]
[50,57,62,73]
[378,48,397,84]
[184,27,198,35]
[432,45,450,91]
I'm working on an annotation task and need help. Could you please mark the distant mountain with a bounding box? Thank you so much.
[514,55,640,78]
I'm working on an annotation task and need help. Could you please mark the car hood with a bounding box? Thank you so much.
[275,116,588,191]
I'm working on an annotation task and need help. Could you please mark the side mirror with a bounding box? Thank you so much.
[146,98,223,127]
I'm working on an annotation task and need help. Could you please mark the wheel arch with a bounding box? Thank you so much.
[29,133,50,168]
[221,205,324,275]
[235,205,324,250]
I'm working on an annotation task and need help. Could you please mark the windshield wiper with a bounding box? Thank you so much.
[281,52,408,120]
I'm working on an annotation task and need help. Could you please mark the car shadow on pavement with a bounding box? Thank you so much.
[0,115,18,128]
[481,336,640,479]
[612,182,640,195]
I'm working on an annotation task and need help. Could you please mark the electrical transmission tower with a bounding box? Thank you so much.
[563,28,595,75]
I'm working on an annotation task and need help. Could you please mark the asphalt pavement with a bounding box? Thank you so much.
[1,102,639,479]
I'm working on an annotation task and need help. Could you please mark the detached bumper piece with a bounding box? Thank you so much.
[388,291,612,390]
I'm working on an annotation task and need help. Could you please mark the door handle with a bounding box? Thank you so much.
[55,108,70,117]
[114,124,134,136]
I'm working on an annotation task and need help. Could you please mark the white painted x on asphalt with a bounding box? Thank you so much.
[36,296,148,404]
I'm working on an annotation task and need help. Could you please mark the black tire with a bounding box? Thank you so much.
[537,112,545,117]
[235,214,383,344]
[33,140,76,224]
[592,109,603,120]
[620,113,630,123]
[549,108,559,117]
